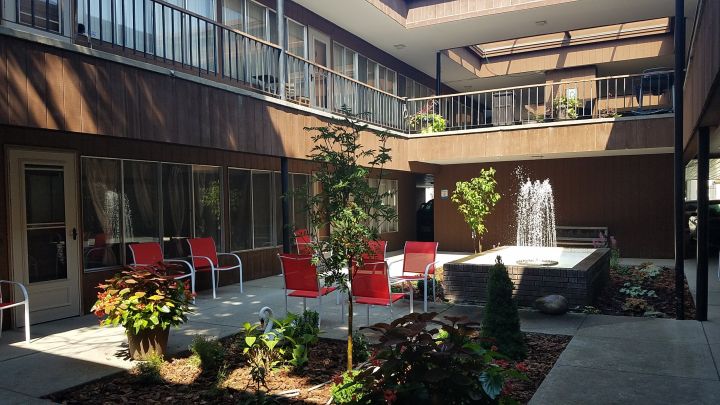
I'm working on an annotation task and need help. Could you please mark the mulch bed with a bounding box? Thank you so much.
[595,264,696,319]
[47,331,569,404]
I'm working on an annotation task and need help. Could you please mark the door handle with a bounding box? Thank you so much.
[72,228,78,240]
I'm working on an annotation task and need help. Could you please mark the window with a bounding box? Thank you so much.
[369,178,399,233]
[81,158,122,270]
[252,171,274,248]
[123,160,160,247]
[357,56,396,94]
[223,0,244,30]
[273,172,312,244]
[333,43,357,79]
[286,18,306,57]
[168,0,216,20]
[246,0,277,44]
[162,164,192,257]
[228,169,253,251]
[402,75,434,98]
[81,158,223,270]
[16,0,62,33]
[193,166,222,249]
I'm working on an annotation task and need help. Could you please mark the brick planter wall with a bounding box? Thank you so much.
[443,247,610,307]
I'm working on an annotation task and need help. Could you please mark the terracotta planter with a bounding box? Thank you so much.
[127,328,169,360]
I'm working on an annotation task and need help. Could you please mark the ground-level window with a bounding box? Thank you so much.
[368,178,399,233]
[81,157,222,271]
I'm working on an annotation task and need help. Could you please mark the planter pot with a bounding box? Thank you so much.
[127,328,169,360]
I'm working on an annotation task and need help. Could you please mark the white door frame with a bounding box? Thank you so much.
[7,147,82,325]
[308,28,331,109]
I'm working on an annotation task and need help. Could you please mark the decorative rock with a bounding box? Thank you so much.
[533,295,569,315]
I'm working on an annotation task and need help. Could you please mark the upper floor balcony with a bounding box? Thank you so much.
[1,0,674,137]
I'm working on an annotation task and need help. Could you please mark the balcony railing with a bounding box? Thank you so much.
[0,1,673,135]
[405,70,674,134]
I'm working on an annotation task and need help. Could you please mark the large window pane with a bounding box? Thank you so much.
[275,172,283,245]
[229,169,252,251]
[162,164,192,257]
[252,171,274,248]
[193,166,222,247]
[268,10,278,44]
[247,1,266,39]
[123,161,160,250]
[292,174,310,231]
[81,158,122,270]
[287,19,305,57]
[185,0,215,20]
[223,0,244,30]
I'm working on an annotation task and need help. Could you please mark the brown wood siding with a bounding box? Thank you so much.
[683,0,720,151]
[0,33,412,172]
[408,116,674,164]
[405,0,575,27]
[433,154,674,258]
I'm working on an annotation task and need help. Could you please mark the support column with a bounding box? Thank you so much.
[696,127,710,321]
[278,0,286,100]
[674,0,686,319]
[435,51,442,96]
[281,157,291,253]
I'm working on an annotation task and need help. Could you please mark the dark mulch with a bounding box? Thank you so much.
[511,333,571,404]
[47,331,569,404]
[595,264,696,319]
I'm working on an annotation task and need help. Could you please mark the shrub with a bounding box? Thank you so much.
[352,312,526,404]
[283,310,320,369]
[619,282,657,298]
[189,335,225,371]
[331,370,370,404]
[409,113,446,133]
[482,256,526,360]
[135,352,164,385]
[622,297,650,313]
[241,322,284,390]
[352,332,370,364]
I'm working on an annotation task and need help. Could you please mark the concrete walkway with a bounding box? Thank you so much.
[2,254,719,403]
[530,257,720,405]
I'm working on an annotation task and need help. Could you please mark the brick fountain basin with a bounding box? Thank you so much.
[443,246,610,307]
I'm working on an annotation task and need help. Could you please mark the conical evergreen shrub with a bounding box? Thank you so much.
[481,256,527,359]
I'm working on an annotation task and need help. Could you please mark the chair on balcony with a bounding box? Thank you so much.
[352,261,408,324]
[389,241,440,313]
[186,238,243,299]
[0,280,30,343]
[278,254,340,327]
[128,242,196,299]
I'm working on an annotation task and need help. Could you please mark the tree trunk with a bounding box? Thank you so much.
[346,293,353,371]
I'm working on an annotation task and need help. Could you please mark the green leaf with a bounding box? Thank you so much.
[479,371,504,400]
[245,336,257,347]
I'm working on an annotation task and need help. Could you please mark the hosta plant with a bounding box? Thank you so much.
[92,264,193,333]
[336,312,527,404]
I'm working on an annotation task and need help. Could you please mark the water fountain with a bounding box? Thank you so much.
[442,171,611,307]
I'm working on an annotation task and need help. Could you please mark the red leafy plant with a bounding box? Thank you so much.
[332,312,527,404]
[92,264,194,333]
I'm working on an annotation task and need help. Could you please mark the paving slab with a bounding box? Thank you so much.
[711,344,720,379]
[557,334,718,380]
[530,365,720,405]
[702,309,720,343]
[0,388,57,404]
[578,314,707,343]
[435,305,585,335]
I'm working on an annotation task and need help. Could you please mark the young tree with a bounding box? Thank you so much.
[450,168,501,253]
[300,107,396,371]
[482,256,526,360]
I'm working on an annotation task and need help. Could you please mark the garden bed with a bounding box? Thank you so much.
[47,331,569,404]
[594,263,696,319]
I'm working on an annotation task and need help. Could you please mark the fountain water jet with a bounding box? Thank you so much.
[515,178,558,266]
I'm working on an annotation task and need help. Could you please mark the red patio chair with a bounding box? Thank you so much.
[389,241,440,312]
[278,254,341,327]
[186,238,243,299]
[128,242,196,299]
[361,240,387,263]
[0,280,30,343]
[293,229,314,255]
[352,261,409,324]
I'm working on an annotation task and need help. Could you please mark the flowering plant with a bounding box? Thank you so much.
[91,264,193,334]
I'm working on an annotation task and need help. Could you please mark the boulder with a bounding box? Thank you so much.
[533,295,569,315]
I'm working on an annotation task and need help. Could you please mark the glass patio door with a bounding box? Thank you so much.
[8,149,81,325]
[309,28,330,110]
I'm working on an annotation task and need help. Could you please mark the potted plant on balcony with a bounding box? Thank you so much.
[92,264,194,360]
[408,112,446,133]
[553,96,580,120]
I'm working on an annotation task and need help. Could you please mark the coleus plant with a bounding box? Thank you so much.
[92,264,194,334]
